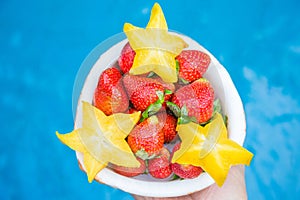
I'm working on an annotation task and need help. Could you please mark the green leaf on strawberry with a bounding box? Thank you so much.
[167,103,198,125]
[178,115,190,124]
[156,90,164,102]
[212,99,228,127]
[147,71,156,78]
[178,108,198,125]
[141,102,162,121]
[164,89,173,95]
[140,90,173,122]
[175,60,180,72]
[171,174,183,181]
[166,102,181,117]
[213,99,222,114]
[136,149,157,160]
[179,77,190,85]
[181,105,188,116]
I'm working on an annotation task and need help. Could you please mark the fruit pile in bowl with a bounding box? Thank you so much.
[56,3,253,198]
[96,48,214,181]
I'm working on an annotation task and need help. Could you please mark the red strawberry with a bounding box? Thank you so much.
[157,112,177,143]
[152,76,175,99]
[130,83,165,111]
[97,67,122,93]
[118,42,136,74]
[111,157,146,177]
[93,67,129,115]
[127,115,164,158]
[171,78,214,124]
[171,143,203,179]
[176,50,210,83]
[148,147,172,179]
[123,74,175,112]
[94,88,129,116]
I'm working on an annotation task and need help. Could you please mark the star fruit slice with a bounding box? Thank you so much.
[56,101,141,182]
[124,3,188,83]
[172,112,253,186]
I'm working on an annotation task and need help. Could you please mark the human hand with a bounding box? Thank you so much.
[132,165,247,200]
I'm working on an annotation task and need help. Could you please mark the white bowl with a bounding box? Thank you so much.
[73,33,246,197]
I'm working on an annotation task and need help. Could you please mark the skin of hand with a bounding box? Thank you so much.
[132,165,247,200]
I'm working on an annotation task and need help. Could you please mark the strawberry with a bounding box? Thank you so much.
[123,74,175,112]
[130,83,165,111]
[94,87,129,116]
[111,157,146,177]
[93,67,129,115]
[118,42,136,74]
[157,112,177,143]
[176,50,210,83]
[170,78,214,124]
[152,76,175,100]
[171,143,203,179]
[148,147,172,179]
[97,67,123,93]
[127,115,164,158]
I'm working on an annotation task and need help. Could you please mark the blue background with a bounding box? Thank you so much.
[1,0,300,199]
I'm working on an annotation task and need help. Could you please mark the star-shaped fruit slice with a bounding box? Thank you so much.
[172,112,253,186]
[56,101,141,182]
[124,3,188,83]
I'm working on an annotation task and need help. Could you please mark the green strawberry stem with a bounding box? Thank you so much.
[166,102,181,117]
[136,149,157,160]
[213,99,222,114]
[171,174,184,181]
[164,89,173,95]
[166,103,195,124]
[179,77,190,85]
[167,99,227,126]
[141,102,162,121]
[147,71,156,78]
[212,99,228,127]
[156,90,164,102]
[175,59,180,74]
[140,90,171,122]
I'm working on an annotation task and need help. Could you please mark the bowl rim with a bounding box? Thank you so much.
[73,33,246,197]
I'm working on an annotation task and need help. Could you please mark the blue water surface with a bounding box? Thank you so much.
[1,0,300,199]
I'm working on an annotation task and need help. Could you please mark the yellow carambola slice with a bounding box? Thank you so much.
[56,101,141,182]
[124,3,188,83]
[172,113,253,186]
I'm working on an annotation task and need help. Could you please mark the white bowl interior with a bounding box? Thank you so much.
[74,34,246,197]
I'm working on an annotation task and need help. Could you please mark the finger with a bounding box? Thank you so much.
[190,165,247,200]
